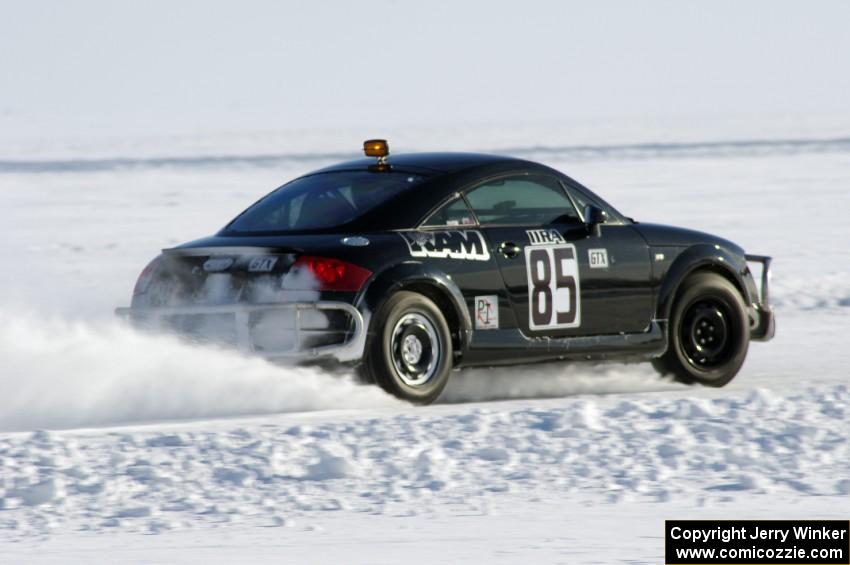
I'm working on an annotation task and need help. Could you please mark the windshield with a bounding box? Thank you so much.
[224,171,427,233]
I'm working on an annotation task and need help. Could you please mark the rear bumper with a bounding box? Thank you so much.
[115,301,366,362]
[745,254,775,341]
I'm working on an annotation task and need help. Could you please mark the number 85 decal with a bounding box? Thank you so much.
[525,244,581,330]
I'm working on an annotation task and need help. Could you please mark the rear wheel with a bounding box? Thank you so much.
[653,272,749,386]
[360,291,453,404]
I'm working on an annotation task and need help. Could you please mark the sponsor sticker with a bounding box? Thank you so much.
[248,256,278,272]
[400,231,490,261]
[526,229,566,245]
[474,295,499,330]
[203,257,235,272]
[588,248,609,269]
[525,243,581,330]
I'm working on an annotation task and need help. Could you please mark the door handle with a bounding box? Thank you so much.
[499,241,521,258]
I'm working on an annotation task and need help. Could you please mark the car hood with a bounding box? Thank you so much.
[633,223,744,254]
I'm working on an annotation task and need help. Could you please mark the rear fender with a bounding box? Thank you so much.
[357,262,472,354]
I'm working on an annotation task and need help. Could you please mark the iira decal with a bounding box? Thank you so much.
[526,229,566,245]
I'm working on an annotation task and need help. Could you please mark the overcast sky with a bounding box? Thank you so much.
[2,0,849,139]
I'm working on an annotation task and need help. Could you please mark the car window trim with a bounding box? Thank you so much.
[559,179,586,222]
[418,192,481,229]
[559,177,628,225]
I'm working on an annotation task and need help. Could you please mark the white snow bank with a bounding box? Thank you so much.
[0,312,397,432]
[771,273,850,311]
[0,384,846,540]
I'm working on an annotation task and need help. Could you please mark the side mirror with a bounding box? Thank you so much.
[584,205,609,236]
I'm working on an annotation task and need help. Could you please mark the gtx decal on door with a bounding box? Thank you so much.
[587,248,609,269]
[525,243,581,330]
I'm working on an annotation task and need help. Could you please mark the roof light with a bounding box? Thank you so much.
[363,139,389,165]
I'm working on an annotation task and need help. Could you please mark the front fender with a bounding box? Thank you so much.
[657,244,753,321]
[356,261,473,350]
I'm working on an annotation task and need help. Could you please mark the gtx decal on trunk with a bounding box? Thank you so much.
[248,256,279,272]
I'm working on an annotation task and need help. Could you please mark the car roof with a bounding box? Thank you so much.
[329,152,567,231]
[313,152,529,174]
[219,151,621,234]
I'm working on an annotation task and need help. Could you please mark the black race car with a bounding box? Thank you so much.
[118,140,774,404]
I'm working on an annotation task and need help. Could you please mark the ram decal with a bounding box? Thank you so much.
[400,230,491,261]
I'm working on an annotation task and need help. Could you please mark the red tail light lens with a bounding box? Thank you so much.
[133,255,163,296]
[289,256,372,291]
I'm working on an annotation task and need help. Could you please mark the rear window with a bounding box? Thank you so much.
[225,171,427,233]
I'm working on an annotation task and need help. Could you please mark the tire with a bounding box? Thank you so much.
[360,291,453,405]
[652,272,750,387]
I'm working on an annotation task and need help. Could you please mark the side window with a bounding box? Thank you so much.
[562,184,619,223]
[464,175,580,226]
[422,198,477,227]
[565,187,594,220]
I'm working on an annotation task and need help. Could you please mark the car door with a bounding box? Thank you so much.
[464,173,653,338]
[414,196,513,333]
[560,179,655,335]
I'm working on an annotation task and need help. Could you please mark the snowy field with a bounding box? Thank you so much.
[1,123,849,563]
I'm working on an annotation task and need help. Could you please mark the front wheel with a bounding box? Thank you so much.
[360,291,453,405]
[653,272,750,387]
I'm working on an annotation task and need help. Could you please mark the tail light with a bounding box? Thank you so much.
[133,255,163,296]
[287,256,372,292]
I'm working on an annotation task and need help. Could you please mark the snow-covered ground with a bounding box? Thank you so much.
[1,121,849,563]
